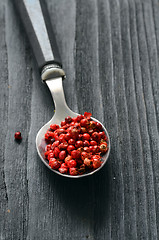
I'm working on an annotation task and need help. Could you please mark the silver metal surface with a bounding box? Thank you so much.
[41,64,66,81]
[24,0,54,62]
[36,77,110,178]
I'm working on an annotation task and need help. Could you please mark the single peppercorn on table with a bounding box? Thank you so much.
[1,0,159,240]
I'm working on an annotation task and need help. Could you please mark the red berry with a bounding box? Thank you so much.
[14,131,22,140]
[48,152,54,160]
[93,158,102,169]
[80,127,87,133]
[91,155,101,161]
[82,133,90,141]
[70,128,80,140]
[84,112,92,119]
[45,150,52,159]
[76,147,83,154]
[90,140,97,146]
[44,151,48,159]
[91,132,99,141]
[80,118,89,127]
[59,150,66,161]
[54,133,59,141]
[83,147,90,153]
[75,140,83,148]
[44,132,50,141]
[67,145,75,154]
[89,146,94,152]
[89,121,96,129]
[84,158,93,168]
[68,139,75,145]
[94,146,98,153]
[56,128,65,135]
[52,140,60,149]
[71,150,81,159]
[65,132,71,141]
[61,163,68,169]
[72,117,77,122]
[99,143,108,153]
[74,123,80,128]
[67,160,77,168]
[45,144,52,151]
[88,129,94,135]
[95,122,103,131]
[59,142,68,150]
[76,115,84,122]
[78,134,83,140]
[49,131,55,138]
[45,131,54,140]
[62,124,69,129]
[54,147,60,158]
[64,155,72,165]
[78,164,86,174]
[67,126,74,133]
[59,134,66,142]
[81,151,89,160]
[98,131,106,140]
[49,158,61,169]
[61,121,66,127]
[59,167,68,174]
[89,145,98,154]
[83,140,90,147]
[69,167,78,176]
[65,116,72,123]
[50,124,59,131]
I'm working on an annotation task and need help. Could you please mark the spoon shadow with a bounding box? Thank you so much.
[44,161,111,231]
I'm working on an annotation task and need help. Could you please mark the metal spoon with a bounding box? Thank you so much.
[15,0,110,178]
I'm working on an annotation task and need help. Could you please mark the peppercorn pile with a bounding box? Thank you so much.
[44,112,108,176]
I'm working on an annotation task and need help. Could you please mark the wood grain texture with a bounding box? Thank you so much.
[0,0,159,239]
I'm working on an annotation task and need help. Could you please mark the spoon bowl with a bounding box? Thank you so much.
[36,77,110,178]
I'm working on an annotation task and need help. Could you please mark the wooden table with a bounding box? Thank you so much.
[1,0,159,239]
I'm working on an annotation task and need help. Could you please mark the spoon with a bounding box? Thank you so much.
[15,0,110,178]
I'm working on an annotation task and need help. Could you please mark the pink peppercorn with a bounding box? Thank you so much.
[14,131,22,140]
[49,158,61,169]
[67,145,75,154]
[54,147,60,158]
[59,150,66,161]
[75,140,83,148]
[82,133,90,141]
[71,150,81,159]
[67,160,77,168]
[69,167,78,176]
[80,118,89,127]
[59,167,68,174]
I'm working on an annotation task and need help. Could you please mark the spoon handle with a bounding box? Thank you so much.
[14,0,62,72]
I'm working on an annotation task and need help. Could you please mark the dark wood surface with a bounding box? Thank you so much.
[1,0,159,239]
